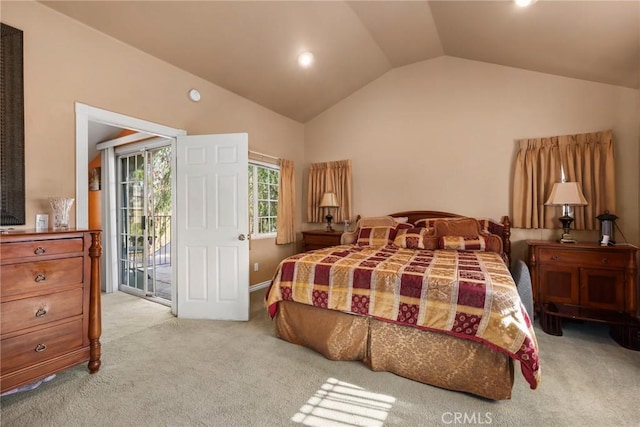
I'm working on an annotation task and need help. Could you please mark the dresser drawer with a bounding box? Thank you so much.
[1,288,84,335]
[1,318,83,375]
[0,257,84,298]
[0,238,83,260]
[537,248,627,268]
[302,231,343,251]
[306,234,340,246]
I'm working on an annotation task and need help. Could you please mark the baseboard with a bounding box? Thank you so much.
[250,281,271,292]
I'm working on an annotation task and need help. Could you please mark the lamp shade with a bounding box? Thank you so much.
[544,182,588,206]
[319,192,339,208]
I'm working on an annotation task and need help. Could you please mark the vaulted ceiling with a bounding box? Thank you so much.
[40,1,639,123]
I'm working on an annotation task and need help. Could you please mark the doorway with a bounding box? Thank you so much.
[76,103,250,320]
[75,102,186,315]
[117,145,173,304]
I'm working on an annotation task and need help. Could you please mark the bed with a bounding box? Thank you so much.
[265,211,540,400]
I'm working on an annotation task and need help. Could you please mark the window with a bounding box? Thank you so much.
[248,162,279,237]
[512,129,615,230]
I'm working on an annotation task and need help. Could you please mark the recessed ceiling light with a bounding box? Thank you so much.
[297,52,314,68]
[514,0,536,7]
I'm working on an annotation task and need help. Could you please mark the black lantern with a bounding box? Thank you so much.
[596,211,618,246]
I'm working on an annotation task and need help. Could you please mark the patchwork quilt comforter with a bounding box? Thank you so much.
[266,244,540,389]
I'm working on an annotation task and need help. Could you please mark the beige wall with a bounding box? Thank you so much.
[305,56,640,263]
[3,1,303,285]
[4,2,639,286]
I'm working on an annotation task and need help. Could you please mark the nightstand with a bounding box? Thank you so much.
[527,240,639,350]
[301,229,343,252]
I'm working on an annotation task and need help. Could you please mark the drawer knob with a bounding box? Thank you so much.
[35,308,48,317]
[34,246,46,255]
[551,255,559,261]
[34,343,47,353]
[602,258,609,264]
[35,273,47,283]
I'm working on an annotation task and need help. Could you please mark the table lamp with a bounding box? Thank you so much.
[544,181,588,243]
[319,192,339,232]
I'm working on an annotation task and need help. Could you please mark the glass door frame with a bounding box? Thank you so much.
[115,140,172,304]
[117,151,152,298]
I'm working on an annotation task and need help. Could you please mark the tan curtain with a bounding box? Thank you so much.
[512,137,562,228]
[276,159,295,244]
[512,129,615,230]
[559,130,615,230]
[307,160,352,223]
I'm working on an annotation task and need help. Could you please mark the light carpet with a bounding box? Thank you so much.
[1,289,639,426]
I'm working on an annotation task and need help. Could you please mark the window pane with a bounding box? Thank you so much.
[249,162,279,236]
[258,200,268,216]
[258,167,268,182]
[259,217,269,233]
[268,169,277,185]
[121,158,128,181]
[258,183,268,199]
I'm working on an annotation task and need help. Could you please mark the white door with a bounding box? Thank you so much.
[175,133,249,320]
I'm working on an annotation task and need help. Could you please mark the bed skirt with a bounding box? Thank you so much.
[274,300,515,400]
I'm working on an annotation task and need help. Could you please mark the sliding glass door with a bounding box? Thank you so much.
[117,146,172,303]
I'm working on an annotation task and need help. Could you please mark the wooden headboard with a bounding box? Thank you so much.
[388,210,512,265]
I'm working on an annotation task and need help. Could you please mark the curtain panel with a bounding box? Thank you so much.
[512,129,615,230]
[512,137,562,229]
[276,159,295,244]
[558,130,615,230]
[307,160,352,224]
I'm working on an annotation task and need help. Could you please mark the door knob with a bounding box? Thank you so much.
[238,234,246,241]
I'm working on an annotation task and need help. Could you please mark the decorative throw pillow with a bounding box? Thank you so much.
[356,226,397,246]
[439,235,487,251]
[395,222,413,231]
[433,217,481,237]
[414,218,438,229]
[424,236,439,250]
[393,227,429,249]
[413,218,448,236]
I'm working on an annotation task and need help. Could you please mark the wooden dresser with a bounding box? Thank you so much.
[527,240,639,350]
[0,229,102,394]
[301,229,343,252]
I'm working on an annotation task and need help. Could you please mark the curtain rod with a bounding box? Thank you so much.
[249,150,279,161]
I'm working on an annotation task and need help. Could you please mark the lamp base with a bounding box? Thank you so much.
[558,215,576,243]
[559,230,577,243]
[325,213,334,232]
[559,235,577,244]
